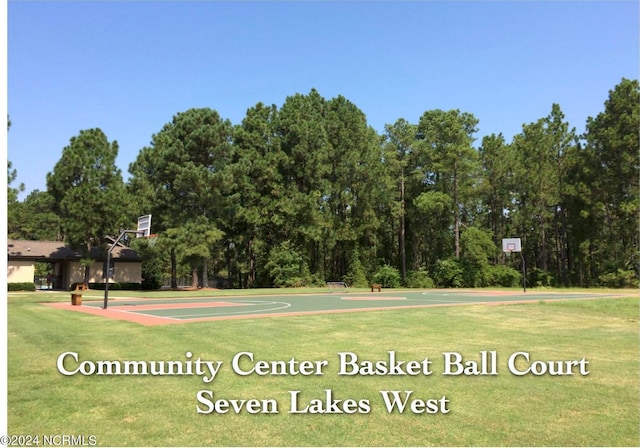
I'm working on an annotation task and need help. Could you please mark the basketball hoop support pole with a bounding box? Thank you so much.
[103,229,140,309]
[502,238,526,293]
[520,252,526,293]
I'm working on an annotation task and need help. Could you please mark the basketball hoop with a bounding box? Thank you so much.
[502,238,521,253]
[104,214,152,309]
[502,238,526,293]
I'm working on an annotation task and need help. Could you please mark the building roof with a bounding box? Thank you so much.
[7,240,141,261]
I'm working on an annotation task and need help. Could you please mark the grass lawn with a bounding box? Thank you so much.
[7,288,639,446]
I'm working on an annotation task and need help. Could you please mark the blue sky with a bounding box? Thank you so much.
[7,1,639,200]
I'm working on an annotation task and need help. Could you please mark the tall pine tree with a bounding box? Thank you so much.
[46,128,129,282]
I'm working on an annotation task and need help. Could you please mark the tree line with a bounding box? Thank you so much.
[8,78,639,289]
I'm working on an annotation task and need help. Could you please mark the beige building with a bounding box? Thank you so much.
[7,239,142,290]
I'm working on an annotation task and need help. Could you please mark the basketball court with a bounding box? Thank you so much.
[45,289,619,326]
[45,224,627,326]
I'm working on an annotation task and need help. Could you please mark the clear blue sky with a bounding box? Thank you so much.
[7,1,639,199]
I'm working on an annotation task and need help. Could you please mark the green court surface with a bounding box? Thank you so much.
[79,289,614,323]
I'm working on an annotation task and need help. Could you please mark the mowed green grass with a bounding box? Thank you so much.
[7,289,639,447]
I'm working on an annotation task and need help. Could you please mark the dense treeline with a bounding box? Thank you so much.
[8,78,639,289]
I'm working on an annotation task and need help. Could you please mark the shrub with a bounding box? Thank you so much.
[372,264,401,288]
[529,268,554,287]
[406,269,435,289]
[86,282,142,291]
[8,282,36,292]
[599,269,639,288]
[139,256,164,290]
[343,251,369,288]
[460,258,491,287]
[487,265,522,287]
[433,258,464,288]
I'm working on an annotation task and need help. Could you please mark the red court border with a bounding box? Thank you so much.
[44,300,480,326]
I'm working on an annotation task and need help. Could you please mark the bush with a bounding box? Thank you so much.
[86,282,142,291]
[460,258,491,288]
[139,258,163,290]
[433,258,464,288]
[529,268,554,287]
[372,264,401,288]
[599,269,639,288]
[406,269,435,288]
[487,265,522,287]
[8,282,36,291]
[343,251,369,288]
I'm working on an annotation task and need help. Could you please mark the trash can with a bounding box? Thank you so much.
[71,292,82,306]
[70,283,88,306]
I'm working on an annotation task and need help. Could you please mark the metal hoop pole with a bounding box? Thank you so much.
[103,229,139,309]
[520,252,526,293]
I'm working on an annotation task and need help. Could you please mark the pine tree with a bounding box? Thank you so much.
[46,128,128,282]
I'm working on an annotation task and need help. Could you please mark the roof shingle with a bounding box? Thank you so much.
[7,240,141,261]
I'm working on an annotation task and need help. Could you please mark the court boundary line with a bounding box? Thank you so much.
[42,290,623,326]
[139,300,293,320]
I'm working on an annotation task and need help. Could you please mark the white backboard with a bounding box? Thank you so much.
[137,214,152,237]
[502,238,522,253]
